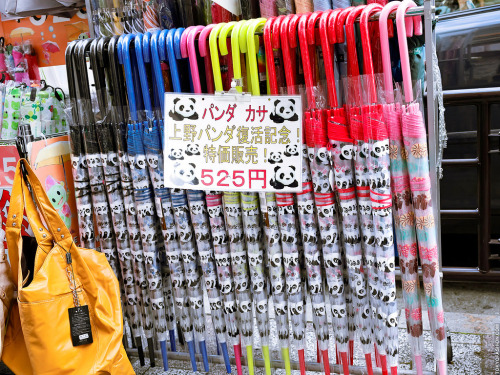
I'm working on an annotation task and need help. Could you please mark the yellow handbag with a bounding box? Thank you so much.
[2,159,134,375]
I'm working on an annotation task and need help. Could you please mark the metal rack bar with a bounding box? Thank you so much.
[126,349,437,375]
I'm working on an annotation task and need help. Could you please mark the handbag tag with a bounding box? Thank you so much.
[68,305,93,347]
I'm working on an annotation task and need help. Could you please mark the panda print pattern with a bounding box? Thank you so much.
[186,190,228,340]
[222,192,253,338]
[295,142,330,346]
[310,131,349,351]
[329,137,373,352]
[258,192,290,343]
[170,189,208,339]
[205,192,239,339]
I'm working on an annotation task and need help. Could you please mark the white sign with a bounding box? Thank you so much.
[164,93,303,192]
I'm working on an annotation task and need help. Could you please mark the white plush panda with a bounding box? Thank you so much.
[270,165,298,190]
[168,97,198,121]
[171,162,199,186]
[268,151,283,164]
[185,143,200,156]
[168,148,184,160]
[269,99,299,123]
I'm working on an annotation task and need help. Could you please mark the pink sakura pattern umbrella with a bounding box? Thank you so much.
[378,2,425,373]
[397,2,447,374]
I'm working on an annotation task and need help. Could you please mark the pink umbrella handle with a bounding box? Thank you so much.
[397,0,418,102]
[379,1,401,102]
[180,26,195,59]
[187,26,206,94]
[264,17,279,95]
[360,3,383,104]
[198,24,216,94]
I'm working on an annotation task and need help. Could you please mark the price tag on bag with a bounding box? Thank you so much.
[68,305,93,346]
[164,93,303,192]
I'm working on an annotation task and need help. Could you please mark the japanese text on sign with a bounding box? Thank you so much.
[164,93,303,192]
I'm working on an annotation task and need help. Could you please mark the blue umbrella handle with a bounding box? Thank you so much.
[187,340,198,372]
[151,30,166,111]
[166,29,182,93]
[169,329,177,352]
[199,340,210,372]
[119,34,138,122]
[134,34,154,116]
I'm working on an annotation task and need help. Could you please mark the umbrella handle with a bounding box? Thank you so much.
[263,17,279,95]
[397,0,418,102]
[379,1,401,103]
[187,25,207,94]
[208,23,227,92]
[245,18,267,96]
[180,26,195,58]
[166,29,182,92]
[280,14,300,93]
[120,34,139,121]
[198,24,216,93]
[134,34,154,115]
[345,5,366,77]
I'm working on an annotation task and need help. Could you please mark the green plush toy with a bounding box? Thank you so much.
[45,175,72,229]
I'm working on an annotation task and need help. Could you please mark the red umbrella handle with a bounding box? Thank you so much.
[264,17,279,95]
[319,9,341,108]
[280,14,301,93]
[345,5,366,77]
[298,12,320,108]
[360,3,383,104]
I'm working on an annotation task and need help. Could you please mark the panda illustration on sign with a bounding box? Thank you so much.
[270,165,298,190]
[171,162,199,186]
[268,151,283,164]
[185,143,200,156]
[284,144,299,157]
[168,148,184,160]
[168,97,199,121]
[269,99,299,123]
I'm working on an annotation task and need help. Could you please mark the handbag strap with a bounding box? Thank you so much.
[6,159,74,286]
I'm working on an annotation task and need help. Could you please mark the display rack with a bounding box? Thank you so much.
[86,1,444,373]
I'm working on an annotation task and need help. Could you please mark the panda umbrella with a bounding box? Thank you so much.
[137,31,183,354]
[206,191,245,375]
[167,28,212,372]
[376,4,427,374]
[183,26,235,375]
[263,15,307,375]
[396,4,448,374]
[342,8,399,373]
[88,37,147,365]
[65,40,96,250]
[237,19,275,375]
[119,33,172,370]
[208,24,257,375]
[139,30,204,367]
[107,35,158,367]
[352,6,403,373]
[73,39,124,316]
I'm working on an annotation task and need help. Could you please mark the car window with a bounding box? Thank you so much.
[436,0,500,14]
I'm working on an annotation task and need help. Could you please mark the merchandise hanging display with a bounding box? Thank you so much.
[0,0,451,374]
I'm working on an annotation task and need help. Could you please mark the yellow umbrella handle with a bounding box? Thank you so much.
[246,18,267,96]
[209,23,228,92]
